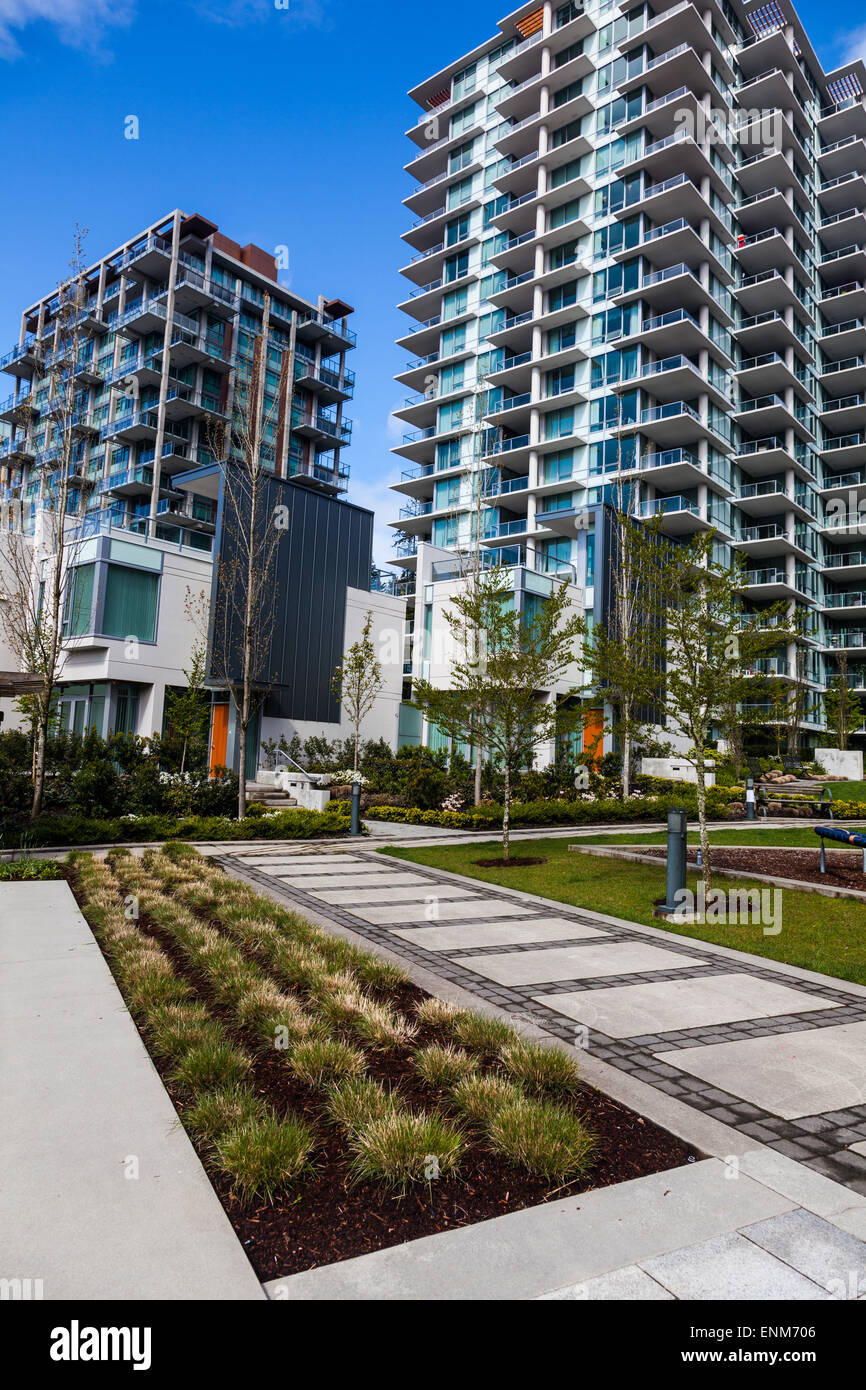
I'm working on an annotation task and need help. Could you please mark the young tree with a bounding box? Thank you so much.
[825,653,864,750]
[209,294,282,819]
[663,533,791,893]
[163,587,210,777]
[332,610,384,772]
[413,567,585,860]
[0,228,94,818]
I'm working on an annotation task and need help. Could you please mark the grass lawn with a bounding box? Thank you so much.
[823,781,866,802]
[573,827,863,849]
[380,838,866,987]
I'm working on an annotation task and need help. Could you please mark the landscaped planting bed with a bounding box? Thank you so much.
[638,844,866,891]
[69,846,691,1279]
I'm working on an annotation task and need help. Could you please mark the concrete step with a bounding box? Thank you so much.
[245,785,298,809]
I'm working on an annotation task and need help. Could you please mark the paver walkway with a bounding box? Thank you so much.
[219,843,866,1196]
[0,882,264,1300]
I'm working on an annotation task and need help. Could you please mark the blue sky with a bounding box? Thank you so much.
[0,0,864,566]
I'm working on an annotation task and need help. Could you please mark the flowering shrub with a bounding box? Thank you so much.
[440,792,466,813]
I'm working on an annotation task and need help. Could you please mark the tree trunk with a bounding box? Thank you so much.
[474,737,482,806]
[237,714,247,820]
[695,757,711,898]
[502,758,511,862]
[620,700,631,801]
[31,695,49,819]
[353,724,360,773]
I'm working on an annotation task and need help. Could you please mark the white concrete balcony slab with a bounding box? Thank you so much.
[818,135,866,182]
[819,207,866,253]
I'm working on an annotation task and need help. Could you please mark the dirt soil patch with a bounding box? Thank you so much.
[639,845,866,891]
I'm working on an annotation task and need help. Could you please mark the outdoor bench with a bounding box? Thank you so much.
[758,787,834,819]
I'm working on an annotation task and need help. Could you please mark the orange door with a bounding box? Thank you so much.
[210,704,229,775]
[582,708,604,765]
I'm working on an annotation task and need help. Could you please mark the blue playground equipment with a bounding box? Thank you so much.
[813,825,866,875]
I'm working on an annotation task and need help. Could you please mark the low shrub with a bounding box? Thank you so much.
[7,801,354,848]
[366,790,749,830]
[0,858,63,881]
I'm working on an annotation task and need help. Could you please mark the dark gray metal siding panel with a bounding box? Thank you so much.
[209,470,373,725]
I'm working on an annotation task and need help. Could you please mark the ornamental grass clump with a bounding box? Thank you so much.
[288,1037,366,1089]
[146,1002,225,1061]
[414,997,460,1030]
[184,1084,270,1146]
[349,1111,465,1192]
[498,1038,581,1093]
[450,1072,525,1128]
[487,1096,595,1182]
[168,1037,251,1092]
[326,1076,403,1138]
[451,1008,520,1056]
[216,1114,316,1201]
[414,1044,479,1089]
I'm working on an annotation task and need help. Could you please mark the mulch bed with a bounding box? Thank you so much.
[69,867,694,1282]
[638,845,866,891]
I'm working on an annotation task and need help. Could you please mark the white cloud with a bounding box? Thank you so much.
[842,25,866,66]
[0,0,134,59]
[826,22,866,70]
[346,466,402,572]
[193,0,327,28]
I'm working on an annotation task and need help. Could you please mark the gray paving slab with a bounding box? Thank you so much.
[742,1209,866,1294]
[656,1021,866,1120]
[350,898,536,924]
[849,1141,866,1156]
[737,1149,866,1219]
[461,940,697,987]
[641,1232,828,1300]
[264,1158,794,1300]
[390,918,605,952]
[315,883,479,905]
[539,1266,674,1300]
[0,883,263,1301]
[537,973,835,1039]
[276,873,435,891]
[237,855,366,868]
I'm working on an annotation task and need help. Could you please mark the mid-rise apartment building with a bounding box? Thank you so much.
[0,211,405,767]
[391,0,866,759]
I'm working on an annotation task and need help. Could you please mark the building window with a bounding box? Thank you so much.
[65,563,95,636]
[102,564,159,642]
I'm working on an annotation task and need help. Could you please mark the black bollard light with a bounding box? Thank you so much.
[658,807,688,916]
[746,774,756,822]
[350,781,362,836]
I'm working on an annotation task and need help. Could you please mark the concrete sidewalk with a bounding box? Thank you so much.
[0,882,264,1300]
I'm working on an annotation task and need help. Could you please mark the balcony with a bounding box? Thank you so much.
[0,337,41,378]
[295,310,357,351]
[291,410,352,447]
[637,494,707,534]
